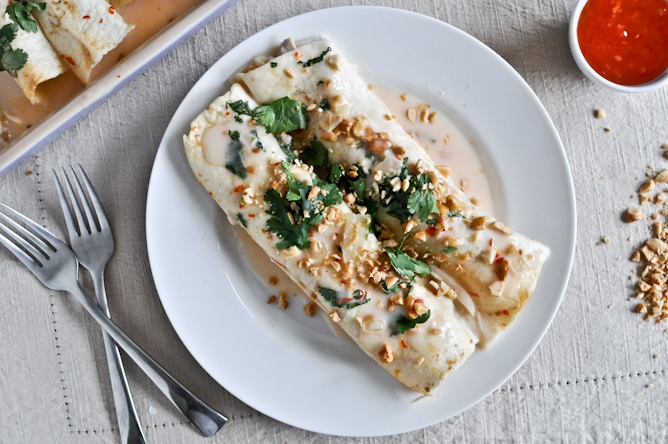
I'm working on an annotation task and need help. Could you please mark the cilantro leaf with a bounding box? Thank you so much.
[228,100,253,116]
[380,159,439,224]
[299,47,331,67]
[6,2,46,33]
[254,97,308,136]
[447,210,465,218]
[0,23,18,47]
[444,246,458,254]
[265,189,310,250]
[0,23,28,77]
[319,287,369,309]
[407,174,438,222]
[229,130,240,141]
[237,213,247,228]
[385,234,431,278]
[1,44,27,77]
[328,163,343,183]
[393,310,431,335]
[225,139,246,179]
[385,246,431,278]
[298,140,328,167]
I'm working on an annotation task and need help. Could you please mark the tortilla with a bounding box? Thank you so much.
[34,0,133,83]
[233,38,550,345]
[184,84,477,395]
[1,0,68,104]
[183,37,550,394]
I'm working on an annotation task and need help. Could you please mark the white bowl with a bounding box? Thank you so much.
[569,0,668,93]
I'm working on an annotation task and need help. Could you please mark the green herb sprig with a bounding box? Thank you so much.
[379,159,438,224]
[393,310,431,335]
[228,96,308,136]
[1,2,46,77]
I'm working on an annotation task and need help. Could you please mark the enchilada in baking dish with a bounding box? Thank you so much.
[184,37,549,394]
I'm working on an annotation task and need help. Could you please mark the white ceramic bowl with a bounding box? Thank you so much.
[569,0,668,93]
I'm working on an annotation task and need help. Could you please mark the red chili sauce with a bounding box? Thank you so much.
[577,0,668,86]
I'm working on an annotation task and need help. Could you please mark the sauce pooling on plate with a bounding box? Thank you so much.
[577,0,668,86]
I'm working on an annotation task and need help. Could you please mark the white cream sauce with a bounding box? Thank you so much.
[233,87,496,327]
[374,86,496,216]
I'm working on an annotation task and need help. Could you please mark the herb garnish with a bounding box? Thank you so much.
[1,2,46,77]
[7,2,46,33]
[444,246,458,254]
[298,47,331,67]
[264,161,342,250]
[225,133,246,179]
[254,97,308,136]
[265,188,309,249]
[298,139,328,167]
[319,98,330,111]
[0,24,26,77]
[237,213,247,228]
[228,97,308,137]
[379,159,439,224]
[228,100,253,116]
[270,61,277,68]
[319,287,369,309]
[385,234,431,279]
[393,310,431,335]
[447,210,465,218]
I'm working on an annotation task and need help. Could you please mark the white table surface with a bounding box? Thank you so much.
[1,0,667,442]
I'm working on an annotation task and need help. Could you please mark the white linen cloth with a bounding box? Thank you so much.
[1,0,667,442]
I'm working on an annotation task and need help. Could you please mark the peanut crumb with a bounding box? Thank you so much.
[625,207,644,222]
[304,301,317,317]
[594,109,606,119]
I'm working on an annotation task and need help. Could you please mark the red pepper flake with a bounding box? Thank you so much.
[426,226,437,236]
[470,292,479,297]
[293,52,300,58]
[494,256,505,264]
[82,15,90,19]
[233,185,245,192]
[99,18,103,23]
[109,5,115,14]
[248,213,255,218]
[400,339,408,349]
[26,170,33,176]
[502,309,509,316]
[62,55,76,66]
[488,238,494,248]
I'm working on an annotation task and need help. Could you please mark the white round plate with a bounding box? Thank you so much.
[146,6,576,437]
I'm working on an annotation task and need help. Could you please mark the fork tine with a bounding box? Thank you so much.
[0,213,48,261]
[53,171,81,241]
[0,223,44,272]
[0,203,63,253]
[56,168,89,236]
[76,164,110,232]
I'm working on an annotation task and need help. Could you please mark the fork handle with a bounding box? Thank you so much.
[69,284,228,437]
[93,274,146,444]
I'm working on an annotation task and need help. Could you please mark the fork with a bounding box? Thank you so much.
[53,166,145,444]
[0,202,228,437]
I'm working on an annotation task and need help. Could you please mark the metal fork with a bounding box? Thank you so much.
[0,202,228,437]
[53,165,145,444]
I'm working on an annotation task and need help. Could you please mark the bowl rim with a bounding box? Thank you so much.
[568,0,668,93]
